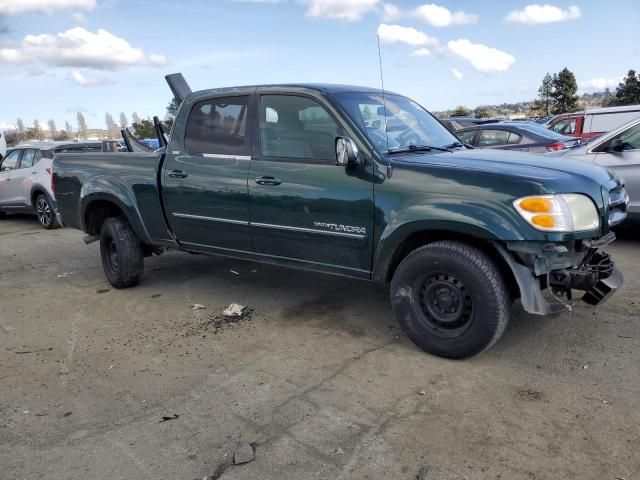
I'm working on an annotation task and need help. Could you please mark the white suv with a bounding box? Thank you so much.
[0,141,103,228]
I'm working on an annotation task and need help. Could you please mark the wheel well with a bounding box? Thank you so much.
[84,200,125,235]
[31,189,46,206]
[385,230,519,299]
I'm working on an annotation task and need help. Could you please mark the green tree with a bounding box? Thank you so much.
[132,112,141,124]
[119,112,128,129]
[164,98,179,131]
[33,120,43,140]
[105,112,118,139]
[452,105,471,116]
[613,69,640,106]
[536,73,554,116]
[551,68,579,114]
[474,106,491,118]
[131,119,155,138]
[65,121,74,138]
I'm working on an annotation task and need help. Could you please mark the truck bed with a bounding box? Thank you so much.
[53,152,175,245]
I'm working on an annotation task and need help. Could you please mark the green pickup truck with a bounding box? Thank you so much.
[53,74,627,359]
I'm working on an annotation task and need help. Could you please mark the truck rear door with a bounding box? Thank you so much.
[162,94,253,252]
[248,92,374,277]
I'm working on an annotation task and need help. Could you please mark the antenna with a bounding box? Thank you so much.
[377,35,392,177]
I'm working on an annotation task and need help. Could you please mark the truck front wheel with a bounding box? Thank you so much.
[390,241,510,359]
[99,216,144,288]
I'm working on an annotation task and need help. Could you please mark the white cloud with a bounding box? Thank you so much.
[377,24,438,47]
[447,39,515,73]
[302,0,379,21]
[410,47,432,57]
[579,77,621,93]
[381,2,402,20]
[452,68,463,80]
[71,12,86,22]
[0,27,167,70]
[0,0,95,15]
[69,69,113,86]
[505,4,581,25]
[413,3,478,27]
[228,0,283,3]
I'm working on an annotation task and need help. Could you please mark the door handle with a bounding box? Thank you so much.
[254,176,281,186]
[168,170,189,179]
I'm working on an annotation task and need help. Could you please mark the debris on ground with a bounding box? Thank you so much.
[517,389,543,401]
[230,270,239,275]
[223,303,245,317]
[14,347,53,354]
[191,304,206,310]
[233,442,255,465]
[159,414,179,423]
[62,411,72,418]
[334,447,345,455]
[418,390,426,396]
[57,271,77,278]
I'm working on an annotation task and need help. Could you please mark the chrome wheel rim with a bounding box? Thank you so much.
[36,198,51,227]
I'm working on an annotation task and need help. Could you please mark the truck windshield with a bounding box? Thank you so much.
[333,92,458,153]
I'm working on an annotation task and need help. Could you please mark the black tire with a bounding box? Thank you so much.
[35,194,59,229]
[390,241,510,359]
[99,216,144,288]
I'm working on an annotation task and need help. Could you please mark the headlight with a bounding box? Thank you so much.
[513,194,600,232]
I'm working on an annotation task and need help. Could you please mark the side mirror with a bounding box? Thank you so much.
[609,139,624,152]
[336,137,359,166]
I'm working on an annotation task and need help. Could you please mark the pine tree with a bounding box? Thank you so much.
[551,68,579,114]
[77,112,88,139]
[132,112,141,124]
[33,120,43,140]
[119,112,128,128]
[537,73,554,116]
[65,121,73,137]
[614,69,640,106]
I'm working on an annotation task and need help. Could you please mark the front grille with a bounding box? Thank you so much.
[608,186,629,227]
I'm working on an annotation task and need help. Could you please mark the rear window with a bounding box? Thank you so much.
[184,96,250,156]
[515,123,573,140]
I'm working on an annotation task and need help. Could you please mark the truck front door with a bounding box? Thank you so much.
[248,93,374,277]
[162,94,253,252]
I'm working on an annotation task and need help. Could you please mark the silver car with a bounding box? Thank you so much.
[0,141,102,228]
[556,118,640,221]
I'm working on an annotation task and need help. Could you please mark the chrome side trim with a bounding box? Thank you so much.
[172,213,248,226]
[251,222,366,239]
[180,241,370,274]
[202,153,252,161]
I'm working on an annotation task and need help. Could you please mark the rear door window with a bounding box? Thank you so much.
[1,149,21,171]
[478,129,510,146]
[184,96,250,156]
[19,149,39,168]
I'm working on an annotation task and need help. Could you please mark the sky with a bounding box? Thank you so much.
[0,0,639,131]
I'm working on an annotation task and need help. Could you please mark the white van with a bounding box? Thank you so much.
[583,105,640,135]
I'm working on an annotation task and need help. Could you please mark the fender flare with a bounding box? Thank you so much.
[80,180,153,245]
[373,203,528,283]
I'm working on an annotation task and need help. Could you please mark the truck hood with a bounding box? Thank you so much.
[390,148,617,187]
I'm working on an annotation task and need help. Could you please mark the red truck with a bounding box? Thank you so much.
[548,105,640,139]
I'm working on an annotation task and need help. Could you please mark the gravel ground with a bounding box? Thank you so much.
[1,215,639,480]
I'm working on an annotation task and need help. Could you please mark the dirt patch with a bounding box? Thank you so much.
[517,388,543,401]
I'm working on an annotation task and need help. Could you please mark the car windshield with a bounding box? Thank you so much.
[334,92,458,153]
[505,123,574,140]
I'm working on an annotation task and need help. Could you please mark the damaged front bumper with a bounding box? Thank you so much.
[494,232,623,315]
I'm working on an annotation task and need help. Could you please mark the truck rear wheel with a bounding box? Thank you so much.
[390,241,510,359]
[99,216,144,288]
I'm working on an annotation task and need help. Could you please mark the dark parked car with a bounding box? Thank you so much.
[456,122,581,152]
[440,117,500,131]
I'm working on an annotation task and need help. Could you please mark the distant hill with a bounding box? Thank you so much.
[435,90,617,119]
